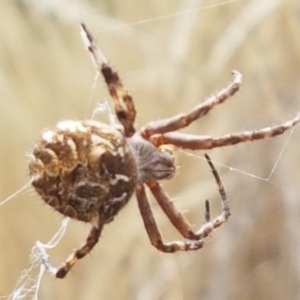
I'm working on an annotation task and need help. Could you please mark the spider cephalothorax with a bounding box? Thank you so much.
[29,23,300,278]
[128,135,176,182]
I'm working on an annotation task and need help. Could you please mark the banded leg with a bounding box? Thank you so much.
[80,23,136,137]
[136,183,204,252]
[140,70,242,139]
[150,113,300,149]
[146,154,230,241]
[56,225,103,278]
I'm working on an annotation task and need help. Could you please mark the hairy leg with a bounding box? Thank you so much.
[150,113,300,149]
[136,183,204,252]
[146,154,230,240]
[56,225,103,278]
[80,23,136,137]
[140,71,242,139]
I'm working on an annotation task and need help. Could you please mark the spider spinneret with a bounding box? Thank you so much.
[28,23,300,278]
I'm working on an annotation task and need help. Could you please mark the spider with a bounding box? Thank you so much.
[28,23,300,279]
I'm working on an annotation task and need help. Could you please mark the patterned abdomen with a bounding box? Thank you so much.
[29,120,138,225]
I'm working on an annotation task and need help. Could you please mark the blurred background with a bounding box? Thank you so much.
[1,0,300,299]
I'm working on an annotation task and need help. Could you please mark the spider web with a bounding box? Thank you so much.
[181,126,295,185]
[1,0,300,299]
[0,219,69,300]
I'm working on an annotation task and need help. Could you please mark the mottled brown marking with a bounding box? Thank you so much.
[29,120,138,224]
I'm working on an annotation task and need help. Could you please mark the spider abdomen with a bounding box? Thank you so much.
[29,120,138,225]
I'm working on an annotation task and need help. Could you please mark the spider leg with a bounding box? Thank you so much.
[140,70,242,139]
[56,225,103,278]
[146,154,230,241]
[135,183,204,252]
[80,23,136,137]
[149,113,300,149]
